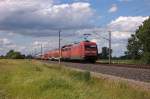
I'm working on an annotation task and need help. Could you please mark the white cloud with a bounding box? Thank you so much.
[32,40,59,52]
[112,31,131,39]
[108,16,148,32]
[0,38,11,45]
[0,0,96,37]
[8,32,15,36]
[32,41,50,48]
[108,4,118,13]
[0,37,28,55]
[0,38,16,55]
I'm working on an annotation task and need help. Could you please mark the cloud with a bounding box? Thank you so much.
[111,31,131,39]
[0,37,28,55]
[0,38,15,55]
[0,38,12,45]
[108,4,118,13]
[32,41,51,48]
[32,39,59,49]
[0,0,96,37]
[108,16,148,32]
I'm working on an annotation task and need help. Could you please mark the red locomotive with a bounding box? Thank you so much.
[41,41,98,63]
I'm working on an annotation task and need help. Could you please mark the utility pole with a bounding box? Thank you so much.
[59,30,61,64]
[41,44,43,59]
[109,31,112,64]
[92,30,112,64]
[33,48,37,57]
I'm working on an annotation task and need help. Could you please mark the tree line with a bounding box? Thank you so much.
[0,50,32,59]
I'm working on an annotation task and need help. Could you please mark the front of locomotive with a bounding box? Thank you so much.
[82,41,98,63]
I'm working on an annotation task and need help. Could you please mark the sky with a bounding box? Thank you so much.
[0,0,150,56]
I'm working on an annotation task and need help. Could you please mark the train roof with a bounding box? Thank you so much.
[61,40,96,48]
[62,44,72,48]
[80,40,96,44]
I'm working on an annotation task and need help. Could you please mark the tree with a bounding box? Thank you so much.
[98,47,112,59]
[5,50,25,59]
[126,34,141,59]
[26,55,33,59]
[0,55,5,59]
[136,17,150,64]
[126,17,150,64]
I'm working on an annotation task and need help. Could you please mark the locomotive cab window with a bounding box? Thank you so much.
[85,45,97,50]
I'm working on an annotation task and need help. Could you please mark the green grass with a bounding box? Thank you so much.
[0,59,150,99]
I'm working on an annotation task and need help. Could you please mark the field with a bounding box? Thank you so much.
[0,59,150,99]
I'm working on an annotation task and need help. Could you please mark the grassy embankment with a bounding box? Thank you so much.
[0,59,150,99]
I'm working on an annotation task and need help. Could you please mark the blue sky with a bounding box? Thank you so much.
[0,0,149,56]
[59,0,150,25]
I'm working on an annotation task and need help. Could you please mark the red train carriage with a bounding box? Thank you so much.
[61,45,72,60]
[41,52,49,60]
[41,41,98,63]
[47,49,60,60]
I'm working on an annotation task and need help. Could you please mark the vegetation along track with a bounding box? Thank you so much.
[43,60,150,83]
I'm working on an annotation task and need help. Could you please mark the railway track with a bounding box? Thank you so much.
[95,62,150,69]
[43,60,150,83]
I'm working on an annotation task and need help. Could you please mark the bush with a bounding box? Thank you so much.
[5,50,25,59]
[71,70,91,82]
[141,52,150,64]
[83,71,91,81]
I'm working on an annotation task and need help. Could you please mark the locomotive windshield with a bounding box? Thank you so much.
[85,45,97,50]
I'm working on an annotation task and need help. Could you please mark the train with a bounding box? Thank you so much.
[40,40,98,63]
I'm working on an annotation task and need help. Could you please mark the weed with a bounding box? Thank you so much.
[39,78,73,91]
[35,66,42,72]
[70,70,91,82]
[83,71,91,81]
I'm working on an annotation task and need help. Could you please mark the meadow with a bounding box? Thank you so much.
[0,59,150,99]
